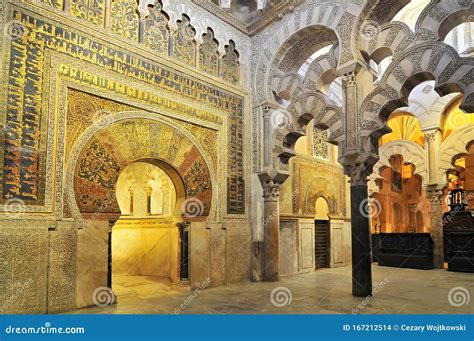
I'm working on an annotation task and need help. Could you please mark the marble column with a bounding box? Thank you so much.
[145,186,152,216]
[348,163,373,297]
[426,187,445,269]
[107,220,117,289]
[176,222,190,283]
[262,107,273,167]
[128,187,134,216]
[423,129,445,268]
[262,180,281,282]
[424,130,442,184]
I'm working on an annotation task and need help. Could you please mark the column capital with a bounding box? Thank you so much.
[258,169,288,202]
[342,70,357,85]
[424,131,438,143]
[347,163,370,186]
[262,182,280,202]
[341,154,377,187]
[425,186,444,205]
[262,106,273,119]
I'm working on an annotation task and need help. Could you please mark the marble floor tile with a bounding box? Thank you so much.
[66,265,474,315]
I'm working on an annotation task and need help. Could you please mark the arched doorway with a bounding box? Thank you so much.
[314,197,330,269]
[66,115,214,305]
[111,161,183,297]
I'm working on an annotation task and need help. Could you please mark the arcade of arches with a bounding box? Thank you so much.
[0,0,473,314]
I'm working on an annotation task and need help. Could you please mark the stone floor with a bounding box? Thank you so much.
[68,265,474,314]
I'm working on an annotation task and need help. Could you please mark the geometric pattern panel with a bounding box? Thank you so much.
[0,227,49,313]
[313,128,329,160]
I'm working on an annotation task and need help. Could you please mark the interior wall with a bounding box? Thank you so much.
[76,220,109,309]
[116,162,176,217]
[279,130,350,275]
[112,220,178,280]
[373,158,431,233]
[0,0,248,315]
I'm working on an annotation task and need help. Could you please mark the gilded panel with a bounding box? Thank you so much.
[2,9,245,214]
[292,157,346,218]
[110,0,140,42]
[66,89,136,160]
[37,0,64,10]
[70,0,106,26]
[221,41,240,86]
[0,226,48,314]
[143,2,170,56]
[199,29,219,77]
[172,15,196,66]
[47,223,77,313]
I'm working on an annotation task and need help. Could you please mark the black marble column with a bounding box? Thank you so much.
[350,184,373,297]
[107,220,117,288]
[177,222,190,282]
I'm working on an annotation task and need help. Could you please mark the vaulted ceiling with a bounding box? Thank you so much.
[192,0,304,35]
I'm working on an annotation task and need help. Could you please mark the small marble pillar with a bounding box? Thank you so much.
[176,222,190,283]
[426,187,445,269]
[348,163,372,297]
[145,186,152,216]
[107,219,117,289]
[128,187,134,216]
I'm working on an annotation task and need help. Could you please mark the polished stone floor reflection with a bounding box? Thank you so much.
[68,266,474,314]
